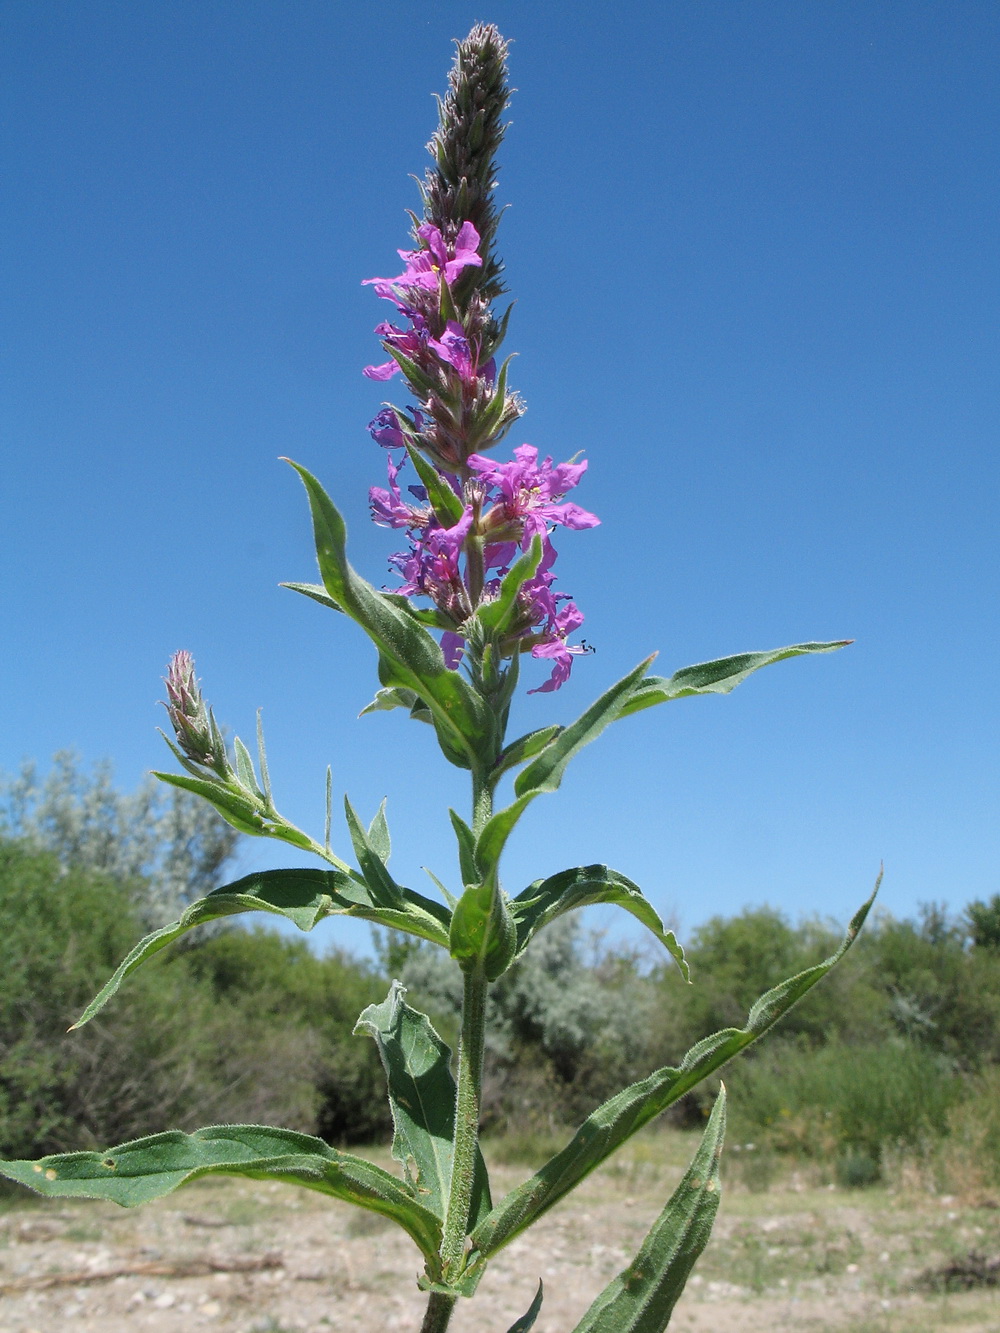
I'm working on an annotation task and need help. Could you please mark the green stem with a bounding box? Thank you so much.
[471,768,493,838]
[418,755,495,1332]
[419,1291,456,1333]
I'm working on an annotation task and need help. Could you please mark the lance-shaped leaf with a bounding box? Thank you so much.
[405,441,466,527]
[280,580,344,613]
[449,879,517,981]
[571,1091,726,1332]
[355,982,491,1225]
[72,868,452,1028]
[345,796,403,908]
[616,642,850,721]
[492,724,563,781]
[475,659,653,876]
[471,881,877,1258]
[286,459,493,769]
[0,1125,441,1264]
[360,685,434,725]
[511,865,688,980]
[475,536,543,636]
[508,1282,544,1332]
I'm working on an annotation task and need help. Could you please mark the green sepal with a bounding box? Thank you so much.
[286,460,493,770]
[617,642,851,720]
[383,345,439,398]
[469,354,516,447]
[405,442,466,527]
[511,865,689,980]
[438,269,460,324]
[475,536,543,635]
[354,982,491,1224]
[72,867,453,1028]
[280,580,344,613]
[344,796,403,908]
[571,1092,726,1332]
[449,881,518,981]
[0,1125,441,1265]
[471,880,877,1258]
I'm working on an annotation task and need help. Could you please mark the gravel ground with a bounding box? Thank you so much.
[2,1140,1000,1332]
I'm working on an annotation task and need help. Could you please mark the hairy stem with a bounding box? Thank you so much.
[419,1291,456,1333]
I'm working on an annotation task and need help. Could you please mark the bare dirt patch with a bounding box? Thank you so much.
[2,1136,1000,1331]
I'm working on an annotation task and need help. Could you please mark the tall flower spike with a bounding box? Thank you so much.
[420,22,512,304]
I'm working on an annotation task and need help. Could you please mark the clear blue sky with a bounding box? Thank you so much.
[3,1,998,958]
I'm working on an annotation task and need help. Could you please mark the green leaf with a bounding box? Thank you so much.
[368,798,392,863]
[360,686,434,725]
[492,724,563,781]
[508,1281,544,1332]
[511,865,688,980]
[279,580,344,613]
[344,796,402,908]
[449,809,481,888]
[616,642,850,720]
[475,536,543,635]
[449,881,517,981]
[514,658,654,800]
[471,880,878,1258]
[0,1125,442,1264]
[405,442,466,527]
[571,1092,726,1332]
[232,735,262,799]
[354,982,491,1225]
[73,867,453,1028]
[152,770,266,837]
[476,659,653,877]
[286,460,493,769]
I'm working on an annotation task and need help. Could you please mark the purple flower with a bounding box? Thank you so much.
[363,222,482,299]
[368,406,425,449]
[427,320,495,385]
[529,602,587,693]
[469,444,600,545]
[440,631,465,669]
[369,454,431,530]
[388,508,474,623]
[363,319,428,381]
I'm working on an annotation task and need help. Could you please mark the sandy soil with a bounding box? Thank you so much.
[2,1147,1000,1332]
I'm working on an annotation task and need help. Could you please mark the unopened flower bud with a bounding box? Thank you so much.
[163,651,225,775]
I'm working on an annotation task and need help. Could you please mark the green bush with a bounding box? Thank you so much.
[726,1038,964,1180]
[0,839,391,1158]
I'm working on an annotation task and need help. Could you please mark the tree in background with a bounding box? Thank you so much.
[1,751,238,926]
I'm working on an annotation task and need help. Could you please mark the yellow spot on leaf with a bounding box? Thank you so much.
[32,1163,42,1173]
[44,1168,57,1180]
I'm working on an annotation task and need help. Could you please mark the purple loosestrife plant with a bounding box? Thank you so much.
[1,25,878,1333]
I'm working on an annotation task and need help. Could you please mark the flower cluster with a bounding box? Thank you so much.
[359,25,598,693]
